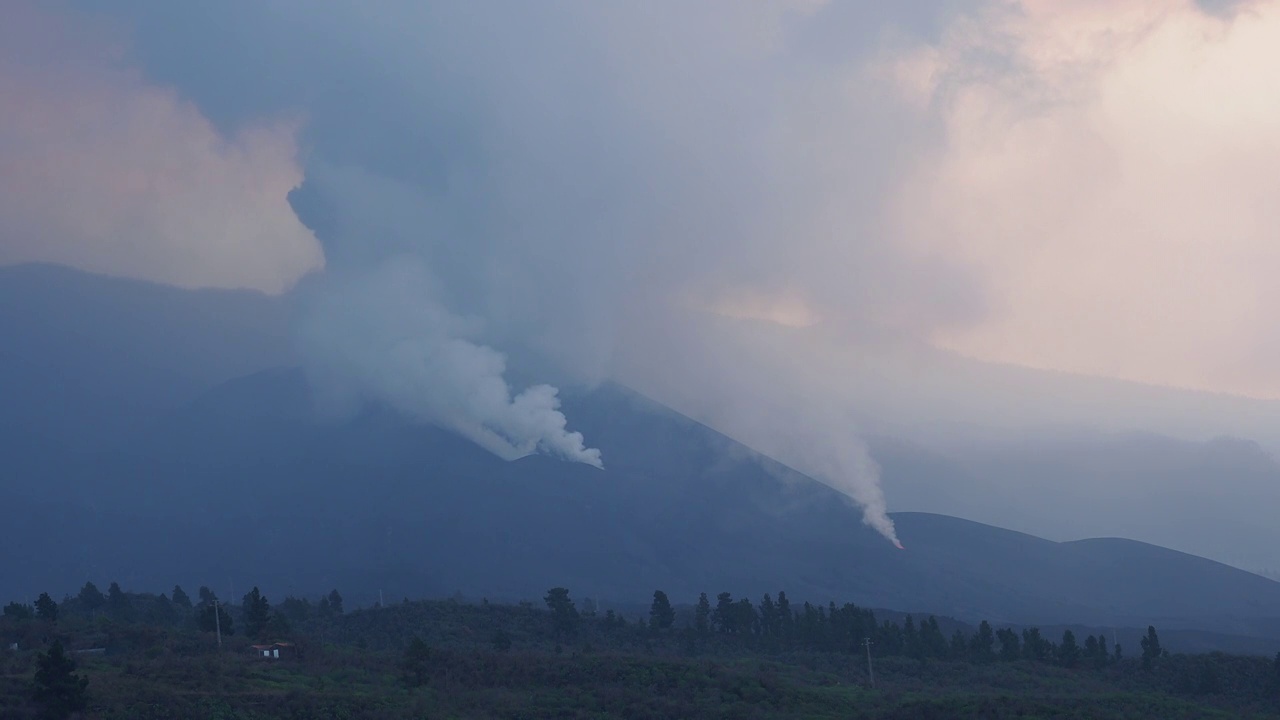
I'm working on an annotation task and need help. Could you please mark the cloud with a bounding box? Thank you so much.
[0,2,322,294]
[49,0,1280,541]
[888,0,1280,397]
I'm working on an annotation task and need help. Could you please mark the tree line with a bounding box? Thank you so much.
[541,585,1176,670]
[3,581,346,643]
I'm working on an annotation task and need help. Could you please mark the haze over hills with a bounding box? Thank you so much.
[3,264,1280,652]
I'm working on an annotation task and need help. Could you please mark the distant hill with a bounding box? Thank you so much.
[0,263,292,450]
[874,432,1280,575]
[4,366,1279,648]
[2,264,1279,650]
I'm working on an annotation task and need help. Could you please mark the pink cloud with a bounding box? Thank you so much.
[886,0,1280,398]
[0,2,322,294]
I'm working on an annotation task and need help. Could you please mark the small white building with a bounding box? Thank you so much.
[249,642,294,659]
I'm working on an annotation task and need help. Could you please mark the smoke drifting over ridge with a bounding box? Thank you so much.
[260,2,929,543]
[29,0,1280,548]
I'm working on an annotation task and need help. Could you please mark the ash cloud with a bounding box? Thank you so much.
[55,0,973,545]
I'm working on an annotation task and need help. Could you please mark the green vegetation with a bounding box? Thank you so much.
[2,583,1278,719]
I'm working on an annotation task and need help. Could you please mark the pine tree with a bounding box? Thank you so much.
[150,593,175,625]
[242,587,272,639]
[107,582,133,622]
[996,628,1021,661]
[544,587,579,637]
[171,585,192,609]
[922,617,949,659]
[775,591,792,641]
[713,592,735,634]
[77,582,105,615]
[970,621,996,663]
[735,598,758,636]
[694,593,711,636]
[1140,625,1162,666]
[902,616,923,659]
[649,590,675,631]
[1057,630,1080,668]
[1022,627,1047,662]
[327,589,344,615]
[34,593,58,623]
[31,639,88,720]
[759,594,778,637]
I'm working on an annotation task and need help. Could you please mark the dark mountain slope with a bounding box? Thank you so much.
[4,367,1279,645]
[0,263,292,450]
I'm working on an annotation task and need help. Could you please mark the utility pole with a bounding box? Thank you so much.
[214,599,223,649]
[863,637,875,688]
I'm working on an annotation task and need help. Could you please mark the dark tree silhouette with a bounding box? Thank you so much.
[31,639,88,720]
[327,589,344,615]
[1058,630,1080,668]
[401,636,432,688]
[149,593,175,624]
[1141,625,1162,666]
[34,593,58,623]
[196,590,234,637]
[77,582,105,614]
[970,621,996,663]
[278,596,313,623]
[107,582,133,622]
[4,602,34,620]
[713,592,735,634]
[775,591,792,639]
[759,594,779,638]
[996,628,1021,662]
[171,585,192,609]
[734,598,758,636]
[241,587,271,639]
[1022,628,1049,662]
[922,616,949,659]
[902,615,922,659]
[649,590,675,631]
[694,593,711,636]
[544,587,579,637]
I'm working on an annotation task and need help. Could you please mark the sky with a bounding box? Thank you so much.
[5,0,1276,396]
[3,0,1279,543]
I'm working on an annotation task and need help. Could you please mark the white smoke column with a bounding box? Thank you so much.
[788,439,900,548]
[298,258,603,468]
[619,312,901,547]
[726,410,902,548]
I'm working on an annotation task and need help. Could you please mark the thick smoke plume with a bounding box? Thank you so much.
[298,258,602,468]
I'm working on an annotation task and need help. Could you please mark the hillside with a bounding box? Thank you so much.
[3,265,1280,646]
[4,366,1280,646]
[0,263,292,451]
